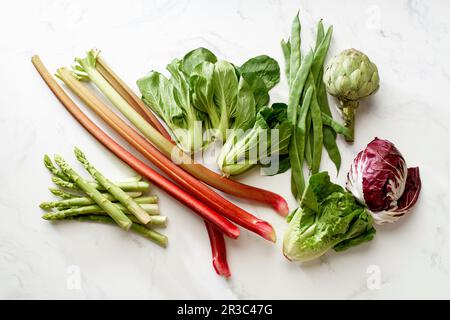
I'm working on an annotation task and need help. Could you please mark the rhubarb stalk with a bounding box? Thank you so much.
[56,67,276,242]
[96,58,233,276]
[72,50,288,216]
[31,55,240,239]
[205,222,231,278]
[95,56,173,141]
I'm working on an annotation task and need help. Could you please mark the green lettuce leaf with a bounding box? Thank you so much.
[283,172,375,262]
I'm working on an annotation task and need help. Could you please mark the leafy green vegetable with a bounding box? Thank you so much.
[211,60,239,140]
[240,74,270,110]
[217,103,291,176]
[137,69,205,152]
[181,47,217,76]
[233,77,256,131]
[240,55,280,91]
[190,62,217,126]
[283,172,376,262]
[138,47,281,155]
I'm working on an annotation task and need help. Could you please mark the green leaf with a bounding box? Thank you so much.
[240,72,270,110]
[334,227,376,251]
[167,59,191,111]
[240,55,281,90]
[261,154,290,176]
[283,172,375,262]
[233,77,256,131]
[190,61,219,127]
[212,60,239,140]
[218,103,291,176]
[181,47,217,76]
[137,71,182,123]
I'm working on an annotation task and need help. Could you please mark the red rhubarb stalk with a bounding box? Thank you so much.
[31,55,240,240]
[97,59,232,276]
[205,222,231,278]
[56,67,276,242]
[77,51,288,216]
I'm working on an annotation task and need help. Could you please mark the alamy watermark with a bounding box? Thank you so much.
[66,265,82,290]
[366,264,381,290]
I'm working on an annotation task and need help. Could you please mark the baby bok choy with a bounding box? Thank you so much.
[136,58,208,152]
[217,103,292,176]
[137,48,280,151]
[283,172,376,262]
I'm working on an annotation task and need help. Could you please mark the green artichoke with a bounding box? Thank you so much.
[323,49,379,142]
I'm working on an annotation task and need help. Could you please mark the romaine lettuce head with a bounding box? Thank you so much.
[283,172,375,262]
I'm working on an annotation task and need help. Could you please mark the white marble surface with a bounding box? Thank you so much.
[1,0,449,299]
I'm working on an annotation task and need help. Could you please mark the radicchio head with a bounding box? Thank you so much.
[346,137,421,224]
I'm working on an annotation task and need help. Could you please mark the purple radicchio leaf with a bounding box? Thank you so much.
[346,137,421,224]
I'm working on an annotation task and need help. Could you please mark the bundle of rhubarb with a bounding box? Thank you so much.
[32,49,288,278]
[40,148,168,247]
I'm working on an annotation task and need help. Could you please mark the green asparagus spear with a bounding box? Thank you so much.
[43,210,165,227]
[44,155,70,181]
[129,215,167,228]
[67,215,168,247]
[54,155,132,230]
[51,176,150,192]
[46,154,143,185]
[48,188,80,199]
[42,203,159,218]
[40,193,151,209]
[74,147,152,224]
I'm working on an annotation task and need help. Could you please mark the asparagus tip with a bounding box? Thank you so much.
[39,202,50,209]
[41,213,53,220]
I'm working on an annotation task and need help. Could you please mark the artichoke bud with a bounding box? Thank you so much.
[323,49,379,142]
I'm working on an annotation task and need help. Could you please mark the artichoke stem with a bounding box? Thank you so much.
[341,100,359,143]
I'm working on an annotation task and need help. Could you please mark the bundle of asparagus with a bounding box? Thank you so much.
[40,147,168,247]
